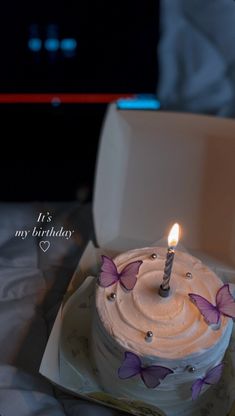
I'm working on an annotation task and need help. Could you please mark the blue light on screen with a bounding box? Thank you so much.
[60,38,77,51]
[28,38,42,52]
[117,95,160,110]
[44,38,60,52]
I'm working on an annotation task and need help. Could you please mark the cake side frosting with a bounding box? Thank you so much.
[92,310,232,415]
[91,247,233,415]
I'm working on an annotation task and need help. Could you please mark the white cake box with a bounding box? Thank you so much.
[40,104,235,415]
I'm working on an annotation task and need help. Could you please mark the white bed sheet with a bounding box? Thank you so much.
[158,0,235,116]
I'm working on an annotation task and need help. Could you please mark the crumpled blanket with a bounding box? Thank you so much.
[158,0,235,116]
[0,203,122,416]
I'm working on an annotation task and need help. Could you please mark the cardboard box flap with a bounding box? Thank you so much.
[93,104,235,266]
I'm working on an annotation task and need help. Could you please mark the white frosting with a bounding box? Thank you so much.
[91,247,233,415]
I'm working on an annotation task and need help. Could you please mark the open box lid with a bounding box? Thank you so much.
[93,104,235,267]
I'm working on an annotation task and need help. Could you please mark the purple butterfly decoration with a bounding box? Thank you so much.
[191,363,224,400]
[118,351,173,389]
[98,255,143,291]
[188,284,235,325]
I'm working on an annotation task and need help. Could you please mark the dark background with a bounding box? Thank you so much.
[0,0,159,201]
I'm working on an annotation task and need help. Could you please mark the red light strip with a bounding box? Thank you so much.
[0,93,133,104]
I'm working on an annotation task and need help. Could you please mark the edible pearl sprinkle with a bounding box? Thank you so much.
[150,253,157,259]
[145,331,153,342]
[185,272,192,279]
[186,365,196,372]
[108,292,116,301]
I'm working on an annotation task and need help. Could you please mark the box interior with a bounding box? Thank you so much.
[94,105,235,267]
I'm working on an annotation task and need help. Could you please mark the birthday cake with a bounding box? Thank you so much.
[91,246,235,416]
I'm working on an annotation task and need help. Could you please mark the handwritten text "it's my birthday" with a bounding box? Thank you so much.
[15,212,74,240]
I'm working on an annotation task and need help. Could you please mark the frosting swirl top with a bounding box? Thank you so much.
[96,247,230,359]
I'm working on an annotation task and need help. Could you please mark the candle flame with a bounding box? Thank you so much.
[168,223,180,248]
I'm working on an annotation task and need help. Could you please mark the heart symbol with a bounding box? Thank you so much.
[39,241,50,252]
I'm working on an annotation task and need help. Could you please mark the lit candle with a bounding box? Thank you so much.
[159,223,180,298]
